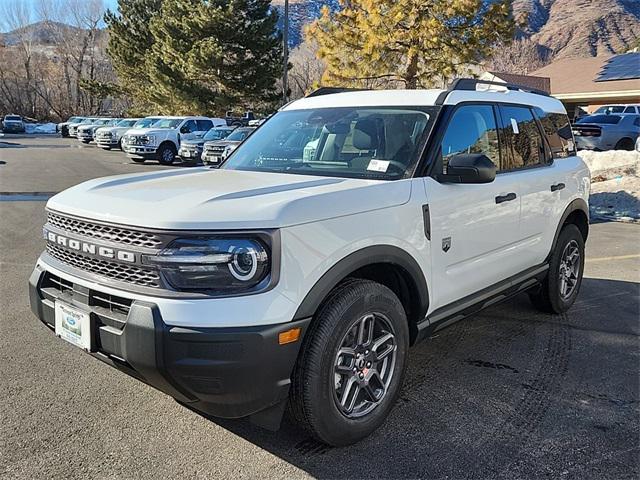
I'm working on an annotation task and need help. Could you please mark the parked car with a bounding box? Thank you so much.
[593,104,640,115]
[29,78,589,446]
[572,114,640,151]
[635,135,640,153]
[57,116,85,137]
[2,115,26,133]
[201,126,255,166]
[225,111,255,126]
[68,118,98,138]
[121,116,226,165]
[95,118,142,150]
[177,126,236,164]
[77,118,119,143]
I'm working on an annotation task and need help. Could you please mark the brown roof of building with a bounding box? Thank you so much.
[530,56,640,95]
[486,72,551,93]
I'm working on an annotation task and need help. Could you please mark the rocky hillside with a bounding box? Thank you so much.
[513,0,640,58]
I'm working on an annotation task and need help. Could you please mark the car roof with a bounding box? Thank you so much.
[283,87,566,114]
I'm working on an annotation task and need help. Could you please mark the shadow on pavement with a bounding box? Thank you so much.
[185,277,639,479]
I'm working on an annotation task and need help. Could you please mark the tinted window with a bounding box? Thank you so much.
[535,109,576,158]
[623,106,636,113]
[577,115,621,125]
[181,120,197,133]
[196,119,213,131]
[5,115,21,121]
[500,106,546,169]
[595,106,625,114]
[440,105,500,172]
[204,128,234,141]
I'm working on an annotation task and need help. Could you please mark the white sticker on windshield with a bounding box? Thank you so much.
[367,159,390,172]
[510,118,519,134]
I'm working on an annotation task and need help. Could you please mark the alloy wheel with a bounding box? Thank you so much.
[559,239,580,300]
[333,312,397,418]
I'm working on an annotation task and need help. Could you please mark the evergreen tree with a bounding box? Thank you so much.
[307,0,515,89]
[146,0,282,115]
[104,0,162,113]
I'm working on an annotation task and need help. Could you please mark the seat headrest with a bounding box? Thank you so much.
[353,118,379,150]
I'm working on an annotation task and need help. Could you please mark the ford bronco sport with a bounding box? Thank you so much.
[29,79,589,446]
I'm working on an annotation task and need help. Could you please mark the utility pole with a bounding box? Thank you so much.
[282,0,289,104]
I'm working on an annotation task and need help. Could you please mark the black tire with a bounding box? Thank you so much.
[529,224,585,314]
[158,143,177,165]
[614,138,634,151]
[118,139,123,151]
[131,158,146,163]
[289,279,409,446]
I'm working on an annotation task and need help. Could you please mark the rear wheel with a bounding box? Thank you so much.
[290,279,409,446]
[614,138,634,151]
[530,224,584,313]
[158,144,176,165]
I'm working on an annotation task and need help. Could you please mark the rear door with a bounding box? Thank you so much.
[425,103,522,308]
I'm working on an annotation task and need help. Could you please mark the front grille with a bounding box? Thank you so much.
[205,145,226,155]
[124,135,148,146]
[47,212,163,249]
[47,243,161,288]
[96,132,112,139]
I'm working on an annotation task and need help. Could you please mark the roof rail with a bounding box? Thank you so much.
[448,78,550,97]
[305,87,368,98]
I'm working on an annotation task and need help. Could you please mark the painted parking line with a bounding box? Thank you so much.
[586,254,640,263]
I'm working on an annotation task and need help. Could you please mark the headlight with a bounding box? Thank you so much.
[142,236,272,293]
[223,144,238,159]
[141,135,155,145]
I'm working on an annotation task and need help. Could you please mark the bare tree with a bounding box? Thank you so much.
[288,39,325,99]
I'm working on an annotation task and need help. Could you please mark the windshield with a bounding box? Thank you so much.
[96,119,112,125]
[577,115,621,125]
[152,118,182,129]
[67,116,82,123]
[134,118,159,128]
[204,128,234,141]
[226,128,254,142]
[81,118,96,124]
[117,119,138,127]
[222,107,435,180]
[5,115,21,121]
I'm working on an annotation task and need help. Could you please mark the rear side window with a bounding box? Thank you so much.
[499,106,547,170]
[197,119,213,131]
[534,109,576,158]
[623,106,637,113]
[439,105,501,172]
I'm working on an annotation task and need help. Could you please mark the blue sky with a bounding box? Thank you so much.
[0,0,119,30]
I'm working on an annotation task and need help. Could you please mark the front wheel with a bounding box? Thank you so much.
[158,144,176,165]
[530,224,585,313]
[289,279,409,446]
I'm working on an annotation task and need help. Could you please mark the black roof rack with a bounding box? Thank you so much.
[447,78,551,97]
[305,87,368,98]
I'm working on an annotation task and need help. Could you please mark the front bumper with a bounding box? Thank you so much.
[96,138,119,148]
[178,147,202,162]
[78,133,94,142]
[3,124,25,133]
[124,145,158,159]
[29,264,311,420]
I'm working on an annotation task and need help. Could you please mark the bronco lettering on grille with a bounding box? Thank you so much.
[45,230,137,263]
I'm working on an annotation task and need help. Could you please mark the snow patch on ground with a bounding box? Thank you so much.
[579,150,640,222]
[24,123,57,134]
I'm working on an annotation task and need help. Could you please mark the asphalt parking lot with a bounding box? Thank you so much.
[1,135,639,479]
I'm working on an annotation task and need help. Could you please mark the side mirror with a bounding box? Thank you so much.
[180,126,190,134]
[439,154,496,184]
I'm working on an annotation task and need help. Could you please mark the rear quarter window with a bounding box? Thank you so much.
[535,109,576,158]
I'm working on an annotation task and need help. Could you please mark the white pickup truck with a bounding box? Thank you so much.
[122,116,226,164]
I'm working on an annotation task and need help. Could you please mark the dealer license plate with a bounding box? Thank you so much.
[55,302,91,351]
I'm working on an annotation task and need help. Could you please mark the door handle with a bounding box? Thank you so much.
[550,183,565,192]
[495,192,517,204]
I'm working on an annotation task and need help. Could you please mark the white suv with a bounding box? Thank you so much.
[29,79,589,446]
[122,116,226,165]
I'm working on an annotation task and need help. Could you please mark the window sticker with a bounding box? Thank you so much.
[367,159,390,172]
[510,118,519,134]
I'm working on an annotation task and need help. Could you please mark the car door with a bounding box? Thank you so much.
[179,120,198,142]
[196,119,213,136]
[498,104,559,269]
[424,103,522,309]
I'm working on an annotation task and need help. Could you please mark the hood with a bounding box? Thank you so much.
[181,139,206,147]
[47,169,411,230]
[125,127,172,136]
[204,139,240,148]
[97,126,129,134]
